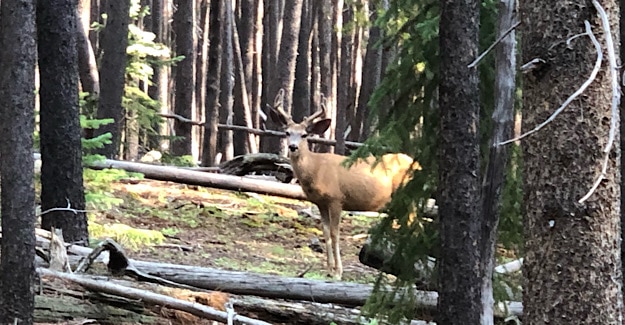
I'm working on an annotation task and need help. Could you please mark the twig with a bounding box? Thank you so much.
[468,20,521,68]
[37,199,90,218]
[498,21,602,146]
[579,1,621,203]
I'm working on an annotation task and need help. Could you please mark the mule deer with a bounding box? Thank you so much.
[269,90,420,279]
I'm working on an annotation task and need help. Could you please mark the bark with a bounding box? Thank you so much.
[233,0,257,155]
[86,159,307,200]
[94,0,131,158]
[37,0,89,245]
[35,295,162,324]
[148,0,170,150]
[201,0,223,166]
[437,0,482,323]
[478,0,516,323]
[521,0,623,323]
[76,0,100,96]
[196,0,209,159]
[316,0,333,152]
[0,0,37,322]
[335,4,354,155]
[172,0,196,156]
[292,0,312,122]
[232,18,257,155]
[620,0,625,300]
[356,3,381,142]
[259,0,281,153]
[251,0,263,131]
[220,0,235,160]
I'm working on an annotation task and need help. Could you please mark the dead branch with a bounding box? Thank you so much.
[498,21,602,146]
[38,268,271,325]
[468,20,521,68]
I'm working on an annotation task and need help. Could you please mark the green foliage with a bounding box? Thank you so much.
[355,0,523,322]
[160,153,198,167]
[83,168,141,210]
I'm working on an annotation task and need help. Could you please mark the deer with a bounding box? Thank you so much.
[269,90,420,279]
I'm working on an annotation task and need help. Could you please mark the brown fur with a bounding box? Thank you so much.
[271,91,419,279]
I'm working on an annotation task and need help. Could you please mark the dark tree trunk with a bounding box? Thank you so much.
[233,0,256,155]
[356,3,381,142]
[292,0,312,122]
[259,0,281,153]
[521,0,623,322]
[172,0,195,156]
[201,0,223,166]
[0,0,37,322]
[316,0,333,153]
[148,0,170,150]
[621,0,625,300]
[37,0,89,245]
[334,4,354,155]
[437,0,482,323]
[94,0,131,158]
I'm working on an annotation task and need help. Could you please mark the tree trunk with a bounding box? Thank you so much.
[172,0,196,156]
[220,0,235,161]
[76,0,100,97]
[478,0,516,323]
[521,0,623,323]
[37,0,89,245]
[148,0,171,151]
[201,0,223,166]
[292,0,312,122]
[195,0,209,160]
[316,0,334,153]
[437,0,482,323]
[259,0,282,153]
[0,0,37,322]
[356,2,381,142]
[334,3,354,155]
[94,0,131,158]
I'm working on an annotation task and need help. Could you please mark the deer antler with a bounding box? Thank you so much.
[304,94,327,124]
[270,88,293,126]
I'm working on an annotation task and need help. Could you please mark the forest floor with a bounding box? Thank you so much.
[90,179,381,283]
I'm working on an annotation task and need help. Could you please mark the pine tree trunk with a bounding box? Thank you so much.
[94,0,131,158]
[0,0,37,322]
[521,0,623,322]
[437,0,483,323]
[292,0,312,122]
[220,0,234,161]
[38,0,89,245]
[201,0,223,166]
[172,0,196,156]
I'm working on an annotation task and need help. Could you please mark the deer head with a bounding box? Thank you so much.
[269,89,331,153]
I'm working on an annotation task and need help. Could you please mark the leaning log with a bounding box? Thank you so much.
[85,159,307,200]
[219,153,294,183]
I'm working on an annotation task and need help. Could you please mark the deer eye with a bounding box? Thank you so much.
[285,131,291,136]
[301,133,309,138]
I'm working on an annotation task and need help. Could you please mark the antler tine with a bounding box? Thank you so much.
[272,88,293,124]
[304,94,327,123]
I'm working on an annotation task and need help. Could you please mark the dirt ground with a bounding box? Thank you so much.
[94,179,381,282]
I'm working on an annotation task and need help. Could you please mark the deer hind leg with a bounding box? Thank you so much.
[318,204,336,274]
[328,202,343,280]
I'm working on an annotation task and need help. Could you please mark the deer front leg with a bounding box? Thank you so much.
[329,202,343,280]
[319,204,336,275]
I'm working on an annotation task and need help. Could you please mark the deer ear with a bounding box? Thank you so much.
[307,119,332,135]
[269,109,288,127]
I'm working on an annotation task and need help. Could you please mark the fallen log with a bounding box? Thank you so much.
[85,158,307,200]
[35,290,163,323]
[35,230,523,319]
[39,268,271,325]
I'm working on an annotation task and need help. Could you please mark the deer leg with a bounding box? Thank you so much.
[318,204,336,274]
[329,203,343,279]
